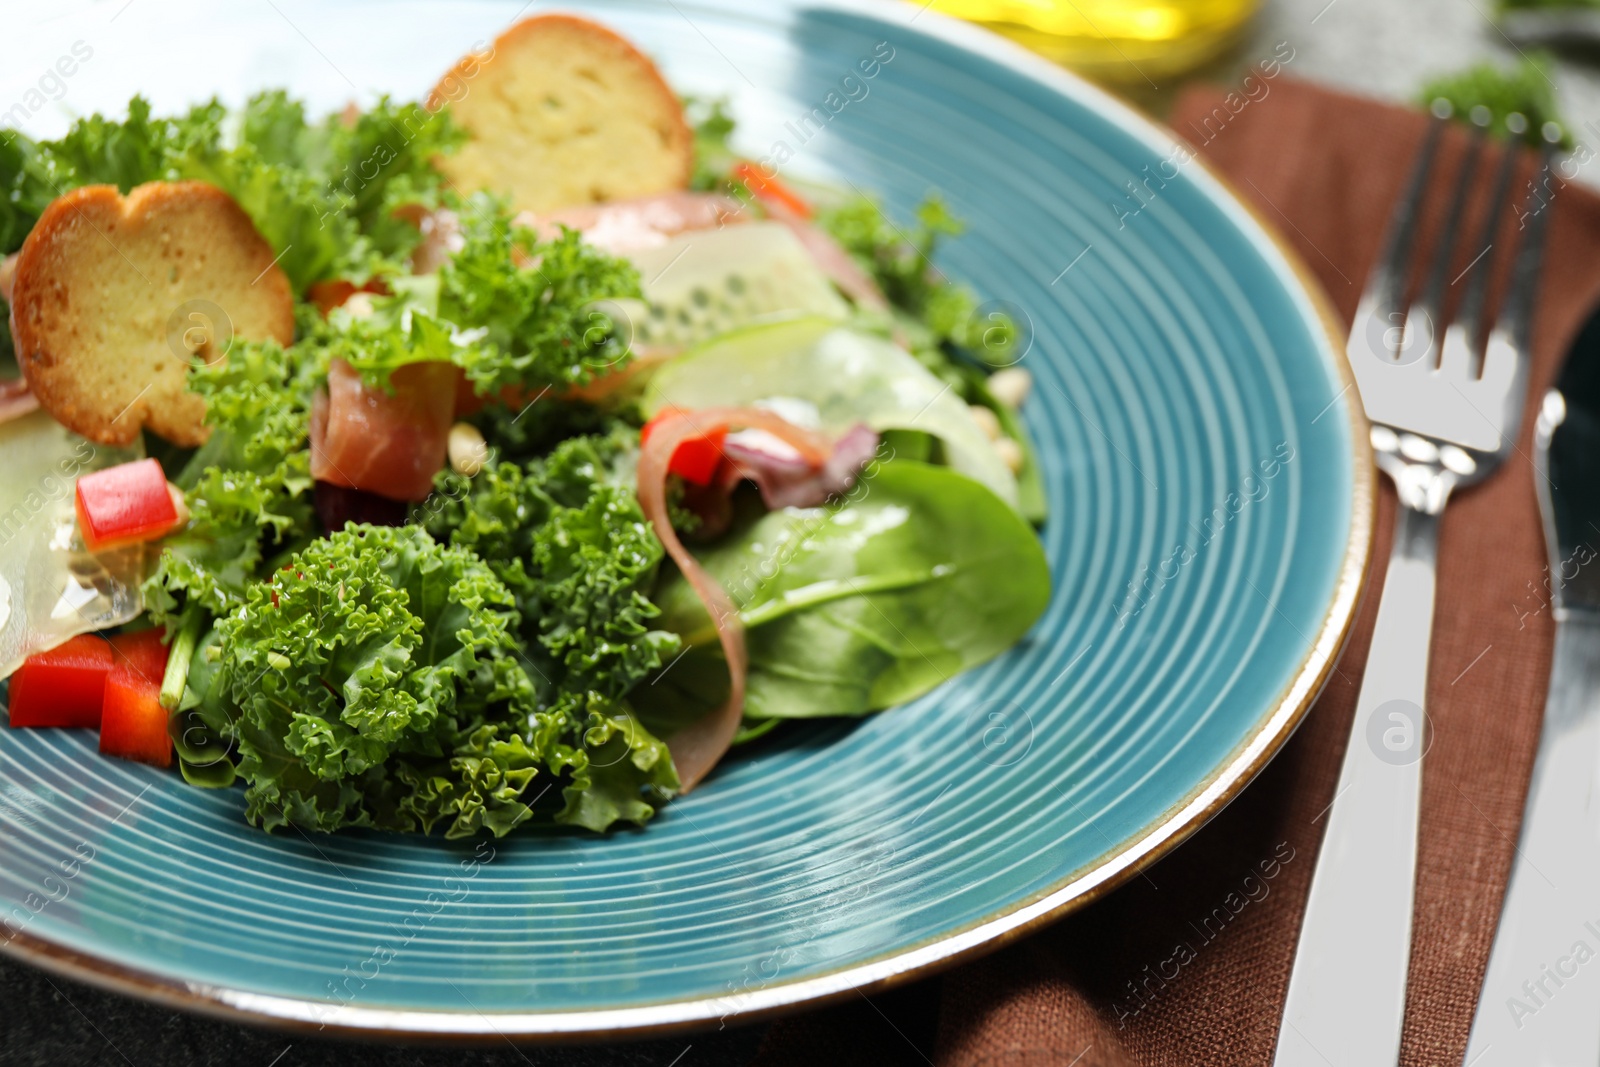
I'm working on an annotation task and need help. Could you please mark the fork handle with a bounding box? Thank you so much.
[1274,503,1439,1067]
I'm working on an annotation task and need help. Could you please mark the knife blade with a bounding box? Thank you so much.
[1463,302,1600,1065]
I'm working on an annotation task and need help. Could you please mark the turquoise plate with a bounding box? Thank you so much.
[0,0,1372,1039]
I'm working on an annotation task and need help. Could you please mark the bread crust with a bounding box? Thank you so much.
[10,181,295,447]
[430,13,694,212]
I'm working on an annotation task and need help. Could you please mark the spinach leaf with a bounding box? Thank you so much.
[638,461,1050,728]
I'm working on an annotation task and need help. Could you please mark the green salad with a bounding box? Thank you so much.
[0,19,1050,838]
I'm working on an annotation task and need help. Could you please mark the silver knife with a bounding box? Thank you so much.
[1464,304,1600,1065]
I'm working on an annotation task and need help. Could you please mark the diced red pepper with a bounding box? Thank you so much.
[99,665,172,768]
[107,628,170,688]
[75,458,181,553]
[641,408,729,486]
[5,634,113,728]
[731,161,813,220]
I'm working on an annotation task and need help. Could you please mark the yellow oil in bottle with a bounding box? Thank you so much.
[922,0,1263,86]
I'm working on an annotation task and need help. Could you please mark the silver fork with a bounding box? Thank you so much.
[1272,106,1555,1067]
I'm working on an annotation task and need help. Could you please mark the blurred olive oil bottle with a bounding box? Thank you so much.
[922,0,1262,85]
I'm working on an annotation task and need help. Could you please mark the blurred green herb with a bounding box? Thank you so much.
[684,96,737,191]
[1418,53,1570,148]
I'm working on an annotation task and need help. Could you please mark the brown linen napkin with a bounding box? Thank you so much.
[754,76,1600,1067]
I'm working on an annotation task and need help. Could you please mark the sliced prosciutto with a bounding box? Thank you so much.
[722,422,879,509]
[0,379,39,425]
[527,191,747,256]
[310,358,458,503]
[637,407,868,793]
[412,192,748,277]
[0,253,29,424]
[675,422,881,540]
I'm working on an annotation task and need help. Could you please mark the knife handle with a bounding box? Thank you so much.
[1274,504,1438,1067]
[1463,618,1600,1066]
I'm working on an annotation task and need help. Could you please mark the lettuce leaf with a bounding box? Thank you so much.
[637,461,1050,729]
[0,131,58,253]
[0,91,463,288]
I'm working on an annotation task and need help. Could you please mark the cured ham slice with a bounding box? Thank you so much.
[530,191,746,256]
[310,359,458,503]
[0,379,39,425]
[637,406,847,793]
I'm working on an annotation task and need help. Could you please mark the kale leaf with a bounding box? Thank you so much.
[142,339,318,628]
[438,196,643,394]
[417,427,681,700]
[207,524,676,836]
[328,195,643,395]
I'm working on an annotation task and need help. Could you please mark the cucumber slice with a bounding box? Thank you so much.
[624,221,850,348]
[644,317,1021,511]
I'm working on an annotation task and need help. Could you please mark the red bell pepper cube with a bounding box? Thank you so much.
[107,628,170,688]
[5,634,113,728]
[99,665,172,768]
[641,408,729,487]
[75,458,181,553]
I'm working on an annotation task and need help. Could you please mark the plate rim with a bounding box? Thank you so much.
[0,0,1376,1041]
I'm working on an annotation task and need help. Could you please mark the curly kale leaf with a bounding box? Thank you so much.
[321,195,643,396]
[554,693,677,833]
[0,131,57,254]
[322,295,468,389]
[200,524,675,837]
[216,524,548,837]
[438,196,643,394]
[142,340,317,627]
[39,95,210,191]
[315,96,464,251]
[418,429,680,699]
[175,92,464,289]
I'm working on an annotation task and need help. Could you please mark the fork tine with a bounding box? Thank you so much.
[1417,120,1487,360]
[1454,118,1523,360]
[1498,137,1558,350]
[1371,110,1448,328]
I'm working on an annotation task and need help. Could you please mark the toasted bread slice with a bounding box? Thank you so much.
[10,181,295,447]
[431,14,693,214]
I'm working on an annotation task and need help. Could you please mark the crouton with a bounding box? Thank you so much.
[430,14,693,214]
[9,181,295,447]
